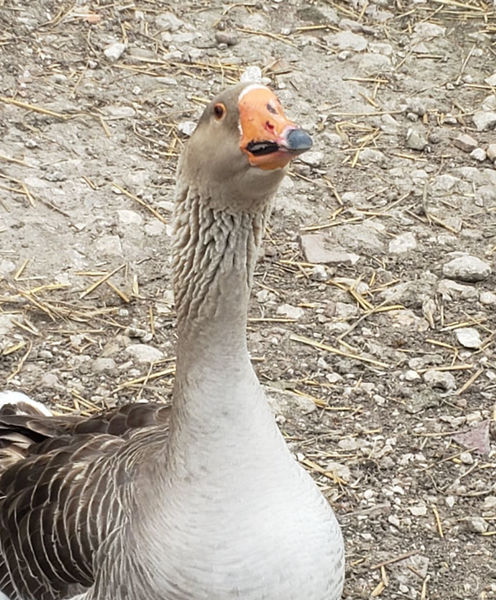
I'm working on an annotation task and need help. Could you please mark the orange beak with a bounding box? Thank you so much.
[238,85,313,171]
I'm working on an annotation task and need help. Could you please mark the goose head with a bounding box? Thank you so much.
[178,82,313,213]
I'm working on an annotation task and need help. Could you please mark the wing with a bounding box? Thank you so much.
[0,401,170,600]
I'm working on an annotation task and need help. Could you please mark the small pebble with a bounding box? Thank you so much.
[388,232,417,254]
[409,504,427,516]
[453,133,477,153]
[276,303,304,320]
[455,327,481,349]
[215,31,239,46]
[459,451,474,465]
[126,344,164,363]
[487,143,496,161]
[465,516,488,533]
[423,369,457,391]
[470,148,486,162]
[103,41,127,62]
[406,128,428,151]
[178,121,196,136]
[480,291,496,306]
[473,111,496,131]
[442,255,492,282]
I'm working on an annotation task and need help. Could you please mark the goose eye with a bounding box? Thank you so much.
[214,103,226,119]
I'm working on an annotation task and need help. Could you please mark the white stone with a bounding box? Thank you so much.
[241,66,264,83]
[485,73,496,86]
[178,121,196,137]
[455,327,482,349]
[404,369,421,382]
[126,343,164,363]
[482,94,496,111]
[144,221,166,237]
[276,303,304,320]
[473,111,496,131]
[300,151,324,168]
[459,451,474,465]
[487,143,496,161]
[118,209,143,226]
[409,504,427,516]
[388,232,417,254]
[103,42,127,62]
[470,148,486,162]
[483,496,496,511]
[480,291,496,305]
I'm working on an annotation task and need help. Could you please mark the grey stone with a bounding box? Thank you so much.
[359,148,385,164]
[455,327,482,349]
[437,279,478,300]
[40,372,60,388]
[423,369,457,391]
[300,234,359,265]
[465,516,489,534]
[442,255,491,282]
[103,105,136,119]
[404,369,421,382]
[266,388,316,416]
[330,31,368,51]
[453,133,477,152]
[215,31,239,46]
[473,111,496,131]
[103,42,127,62]
[388,232,417,254]
[126,343,164,363]
[413,22,445,39]
[241,66,264,83]
[406,128,428,151]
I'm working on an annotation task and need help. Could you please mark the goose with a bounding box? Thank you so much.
[0,82,345,600]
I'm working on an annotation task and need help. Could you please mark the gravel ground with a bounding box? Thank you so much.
[0,1,495,598]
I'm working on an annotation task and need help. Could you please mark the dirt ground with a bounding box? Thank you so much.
[1,1,496,598]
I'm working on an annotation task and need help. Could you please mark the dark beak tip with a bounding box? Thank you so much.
[285,128,313,152]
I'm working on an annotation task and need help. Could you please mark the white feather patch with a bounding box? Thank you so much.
[0,391,53,416]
